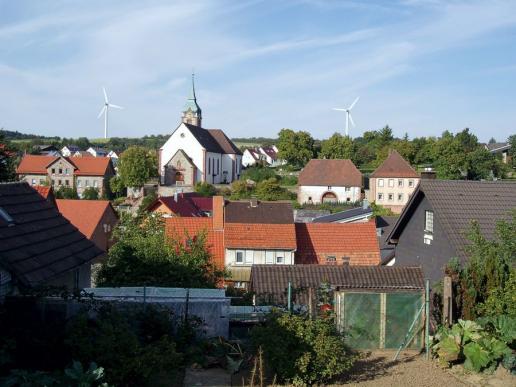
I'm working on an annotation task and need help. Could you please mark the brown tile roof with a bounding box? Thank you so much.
[250,265,424,305]
[16,155,112,176]
[298,159,362,187]
[208,129,242,155]
[182,123,225,153]
[388,179,516,260]
[295,222,380,264]
[370,150,419,178]
[56,199,115,239]
[0,182,103,287]
[165,217,225,268]
[224,223,297,250]
[225,200,294,224]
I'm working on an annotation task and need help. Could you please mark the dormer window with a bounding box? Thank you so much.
[425,210,434,233]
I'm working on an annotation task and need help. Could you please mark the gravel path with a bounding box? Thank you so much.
[337,350,469,387]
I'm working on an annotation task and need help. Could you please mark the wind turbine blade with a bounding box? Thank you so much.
[103,87,108,103]
[97,105,106,119]
[348,96,360,110]
[109,104,124,109]
[332,108,346,111]
[349,113,355,127]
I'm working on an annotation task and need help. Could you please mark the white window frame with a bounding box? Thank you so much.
[408,179,414,188]
[265,251,274,264]
[378,179,384,187]
[425,210,434,233]
[388,179,394,188]
[235,250,244,264]
[245,250,254,264]
[276,255,284,264]
[398,193,404,202]
[398,179,404,187]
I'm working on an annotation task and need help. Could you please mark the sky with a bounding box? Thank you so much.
[0,0,515,142]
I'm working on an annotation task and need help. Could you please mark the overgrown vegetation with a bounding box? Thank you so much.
[294,200,362,213]
[251,313,356,386]
[194,181,217,197]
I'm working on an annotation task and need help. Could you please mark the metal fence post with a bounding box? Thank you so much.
[287,281,292,312]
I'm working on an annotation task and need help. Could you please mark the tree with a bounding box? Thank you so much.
[255,178,292,201]
[95,213,225,288]
[488,137,497,144]
[194,182,217,197]
[55,186,79,199]
[109,175,125,197]
[508,134,516,168]
[82,187,99,200]
[230,180,253,200]
[277,129,314,167]
[319,133,354,159]
[118,146,157,189]
[0,133,16,182]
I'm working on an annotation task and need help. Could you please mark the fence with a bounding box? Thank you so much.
[335,290,425,350]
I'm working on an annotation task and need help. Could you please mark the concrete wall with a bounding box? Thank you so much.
[298,185,361,204]
[393,195,457,284]
[368,177,419,214]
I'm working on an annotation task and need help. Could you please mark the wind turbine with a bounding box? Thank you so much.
[97,87,123,139]
[333,97,359,137]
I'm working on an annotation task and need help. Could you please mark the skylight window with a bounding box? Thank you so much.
[0,206,14,226]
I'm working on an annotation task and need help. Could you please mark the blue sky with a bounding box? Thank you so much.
[0,0,515,142]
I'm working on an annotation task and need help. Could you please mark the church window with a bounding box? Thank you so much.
[177,160,181,168]
[217,159,219,174]
[208,159,211,174]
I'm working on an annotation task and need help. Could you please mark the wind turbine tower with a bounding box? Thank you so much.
[97,87,124,139]
[333,97,359,137]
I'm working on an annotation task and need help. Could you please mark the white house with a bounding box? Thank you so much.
[242,148,265,167]
[61,145,81,157]
[86,147,108,157]
[297,159,363,204]
[107,150,119,160]
[159,75,242,186]
[242,146,285,168]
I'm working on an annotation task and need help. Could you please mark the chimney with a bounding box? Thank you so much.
[174,191,178,202]
[250,197,258,208]
[212,196,225,230]
[421,165,436,180]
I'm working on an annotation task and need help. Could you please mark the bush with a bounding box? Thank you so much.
[241,165,278,183]
[251,313,356,385]
[194,182,217,197]
[230,180,253,200]
[65,304,183,386]
[82,187,99,200]
[138,192,157,215]
[279,174,298,186]
[55,186,79,199]
[255,178,294,201]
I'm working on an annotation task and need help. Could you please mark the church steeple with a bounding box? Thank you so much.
[182,73,202,127]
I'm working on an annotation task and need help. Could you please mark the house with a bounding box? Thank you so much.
[258,146,285,167]
[385,180,516,283]
[484,142,511,164]
[86,147,109,157]
[0,182,103,296]
[147,192,213,217]
[107,150,119,160]
[72,150,93,158]
[250,265,424,306]
[242,148,266,167]
[16,155,115,198]
[159,77,242,186]
[368,150,420,214]
[295,222,380,265]
[242,146,285,167]
[298,159,363,204]
[56,199,118,252]
[61,145,81,157]
[33,144,59,156]
[312,201,373,223]
[376,215,397,264]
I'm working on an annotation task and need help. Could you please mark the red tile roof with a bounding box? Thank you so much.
[56,199,113,239]
[295,222,380,264]
[34,185,52,199]
[370,150,419,178]
[148,193,213,217]
[16,155,112,176]
[165,217,225,268]
[224,223,297,250]
[298,159,362,187]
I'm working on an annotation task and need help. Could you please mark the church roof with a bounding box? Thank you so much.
[183,73,202,114]
[209,129,242,155]
[183,123,242,155]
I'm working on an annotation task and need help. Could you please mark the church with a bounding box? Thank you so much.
[159,76,243,186]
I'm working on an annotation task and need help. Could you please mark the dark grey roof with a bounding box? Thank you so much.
[312,206,372,223]
[486,142,510,152]
[376,215,398,248]
[388,180,516,260]
[183,123,225,153]
[294,209,331,223]
[0,182,103,287]
[250,265,424,305]
[225,200,294,224]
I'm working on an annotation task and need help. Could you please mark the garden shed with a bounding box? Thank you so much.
[250,265,425,350]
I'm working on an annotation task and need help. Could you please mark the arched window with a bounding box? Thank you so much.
[175,171,184,182]
[321,192,337,203]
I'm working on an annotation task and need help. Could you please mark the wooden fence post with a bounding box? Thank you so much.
[443,276,452,327]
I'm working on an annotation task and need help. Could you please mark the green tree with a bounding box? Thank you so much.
[0,133,16,182]
[230,180,253,200]
[55,186,79,199]
[82,187,99,200]
[508,134,516,168]
[255,178,292,201]
[95,213,225,288]
[194,182,217,197]
[109,175,125,196]
[277,129,314,167]
[118,146,157,189]
[319,133,354,159]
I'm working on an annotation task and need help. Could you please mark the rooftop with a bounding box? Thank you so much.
[370,150,419,178]
[225,200,294,224]
[298,159,362,187]
[56,199,115,239]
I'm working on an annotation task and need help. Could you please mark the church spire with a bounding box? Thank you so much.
[182,72,202,127]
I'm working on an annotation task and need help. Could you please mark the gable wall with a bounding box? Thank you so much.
[298,185,361,204]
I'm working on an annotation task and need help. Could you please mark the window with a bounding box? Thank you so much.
[65,180,69,186]
[208,158,211,174]
[378,193,383,201]
[245,250,254,264]
[59,168,63,174]
[31,179,36,185]
[85,180,90,187]
[266,251,274,264]
[51,168,55,174]
[217,159,219,174]
[425,210,434,233]
[398,193,403,201]
[58,179,62,186]
[93,180,98,188]
[388,193,394,201]
[77,180,82,188]
[276,255,284,264]
[236,251,244,264]
[388,179,394,187]
[342,256,350,265]
[408,179,414,187]
[39,179,45,185]
[345,187,350,192]
[378,179,384,187]
[424,234,433,245]
[51,179,55,185]
[65,168,69,175]
[326,255,336,264]
[398,179,404,187]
